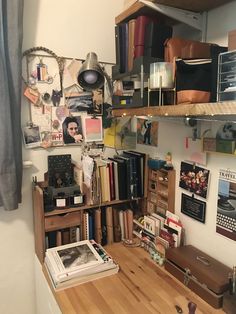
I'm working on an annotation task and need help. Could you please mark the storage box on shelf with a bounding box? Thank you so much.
[217,50,236,102]
[147,168,175,216]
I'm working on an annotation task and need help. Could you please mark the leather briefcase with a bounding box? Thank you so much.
[164,37,214,63]
[165,245,231,309]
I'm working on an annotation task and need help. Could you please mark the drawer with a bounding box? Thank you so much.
[45,211,81,232]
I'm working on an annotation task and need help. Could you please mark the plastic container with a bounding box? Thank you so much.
[149,62,174,89]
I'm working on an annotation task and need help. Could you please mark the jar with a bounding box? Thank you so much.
[53,192,69,209]
[70,190,84,207]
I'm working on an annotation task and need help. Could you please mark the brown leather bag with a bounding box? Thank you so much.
[164,37,213,63]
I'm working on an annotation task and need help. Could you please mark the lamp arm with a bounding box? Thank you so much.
[102,68,113,98]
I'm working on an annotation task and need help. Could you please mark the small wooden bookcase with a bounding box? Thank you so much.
[33,182,142,264]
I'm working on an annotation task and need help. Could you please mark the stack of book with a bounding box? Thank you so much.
[45,239,119,290]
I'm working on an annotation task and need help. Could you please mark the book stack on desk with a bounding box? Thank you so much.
[45,239,119,290]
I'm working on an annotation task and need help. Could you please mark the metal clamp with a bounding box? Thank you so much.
[184,268,191,286]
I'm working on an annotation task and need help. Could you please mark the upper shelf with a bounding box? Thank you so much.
[115,0,233,30]
[145,0,233,13]
[112,101,236,118]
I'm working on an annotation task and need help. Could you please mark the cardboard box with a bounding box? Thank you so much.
[228,29,236,51]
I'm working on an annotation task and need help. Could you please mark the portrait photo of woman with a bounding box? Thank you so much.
[62,116,83,144]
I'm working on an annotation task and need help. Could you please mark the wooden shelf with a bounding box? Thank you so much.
[115,0,232,25]
[44,198,141,217]
[146,0,232,13]
[112,101,236,117]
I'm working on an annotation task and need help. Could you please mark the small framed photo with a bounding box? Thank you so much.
[22,125,41,148]
[83,116,103,142]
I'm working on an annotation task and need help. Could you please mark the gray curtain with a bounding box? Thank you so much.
[0,0,24,210]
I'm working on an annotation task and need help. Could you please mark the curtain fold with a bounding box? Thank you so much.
[0,0,24,210]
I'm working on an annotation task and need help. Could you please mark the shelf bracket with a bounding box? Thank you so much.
[140,0,203,31]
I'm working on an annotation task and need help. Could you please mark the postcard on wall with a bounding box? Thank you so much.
[136,118,158,146]
[179,161,210,199]
[83,116,103,142]
[184,137,207,166]
[216,169,236,241]
[22,125,41,148]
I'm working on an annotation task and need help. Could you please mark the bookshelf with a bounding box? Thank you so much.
[147,168,176,215]
[33,182,143,264]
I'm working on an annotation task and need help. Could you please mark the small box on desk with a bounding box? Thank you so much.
[148,158,165,170]
[202,137,216,152]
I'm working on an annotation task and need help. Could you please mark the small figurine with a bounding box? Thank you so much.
[164,152,173,170]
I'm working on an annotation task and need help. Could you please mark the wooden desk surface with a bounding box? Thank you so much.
[53,243,226,314]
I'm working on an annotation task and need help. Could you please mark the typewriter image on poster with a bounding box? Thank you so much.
[216,169,236,241]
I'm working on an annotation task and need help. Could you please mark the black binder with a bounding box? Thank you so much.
[108,157,127,200]
[144,22,173,59]
[116,154,138,199]
[123,151,143,197]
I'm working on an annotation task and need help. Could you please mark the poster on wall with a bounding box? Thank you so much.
[216,169,236,241]
[136,118,158,146]
[103,117,136,150]
[179,161,210,199]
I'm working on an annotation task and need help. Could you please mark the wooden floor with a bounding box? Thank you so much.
[52,243,229,314]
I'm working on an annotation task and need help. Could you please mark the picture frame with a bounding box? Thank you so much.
[181,193,206,223]
[83,116,103,142]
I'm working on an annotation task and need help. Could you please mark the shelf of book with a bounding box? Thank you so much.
[33,183,144,264]
[44,198,142,217]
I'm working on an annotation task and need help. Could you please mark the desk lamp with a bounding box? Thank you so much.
[77,52,112,97]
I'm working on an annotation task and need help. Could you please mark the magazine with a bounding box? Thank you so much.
[45,261,119,290]
[45,240,104,276]
[45,240,119,289]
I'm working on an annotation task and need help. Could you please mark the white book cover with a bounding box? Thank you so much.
[46,240,104,277]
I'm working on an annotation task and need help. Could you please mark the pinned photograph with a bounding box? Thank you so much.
[62,116,83,144]
[137,118,158,146]
[83,116,103,142]
[22,125,41,148]
[66,93,93,112]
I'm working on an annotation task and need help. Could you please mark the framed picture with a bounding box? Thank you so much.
[179,161,210,199]
[83,116,103,142]
[181,193,206,223]
[22,125,41,148]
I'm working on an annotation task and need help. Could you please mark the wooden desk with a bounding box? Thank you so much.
[49,243,229,314]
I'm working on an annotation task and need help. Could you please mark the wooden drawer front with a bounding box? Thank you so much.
[45,212,81,232]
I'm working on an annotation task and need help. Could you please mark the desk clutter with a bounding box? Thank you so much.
[45,239,119,290]
[133,210,184,263]
[112,12,229,108]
